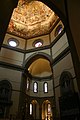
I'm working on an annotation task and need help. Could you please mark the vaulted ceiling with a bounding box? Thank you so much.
[7,0,59,39]
[28,58,52,77]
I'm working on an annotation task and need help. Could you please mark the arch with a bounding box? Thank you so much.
[23,52,53,69]
[42,100,52,120]
[30,100,39,119]
[60,71,74,96]
[0,80,12,88]
[0,80,12,100]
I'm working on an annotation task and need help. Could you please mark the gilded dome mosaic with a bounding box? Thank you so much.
[7,0,59,39]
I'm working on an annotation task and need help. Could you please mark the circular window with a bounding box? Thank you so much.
[8,38,19,47]
[55,24,63,36]
[33,39,43,48]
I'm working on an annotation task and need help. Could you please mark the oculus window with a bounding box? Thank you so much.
[33,39,43,48]
[55,24,63,37]
[8,38,19,47]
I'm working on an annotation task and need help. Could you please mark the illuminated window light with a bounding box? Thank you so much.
[30,104,32,115]
[55,24,63,37]
[35,41,42,47]
[8,38,19,47]
[33,39,43,48]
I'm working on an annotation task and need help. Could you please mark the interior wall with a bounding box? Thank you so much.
[24,34,51,62]
[26,34,50,50]
[51,29,78,117]
[3,33,26,50]
[0,48,24,66]
[0,67,22,116]
[53,53,78,116]
[52,33,69,59]
[50,20,64,43]
[25,49,51,61]
[26,79,54,97]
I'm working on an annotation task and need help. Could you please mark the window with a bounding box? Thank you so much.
[30,103,32,115]
[26,77,30,91]
[44,82,48,93]
[55,24,63,37]
[48,103,51,114]
[8,38,19,47]
[33,39,43,48]
[33,82,38,93]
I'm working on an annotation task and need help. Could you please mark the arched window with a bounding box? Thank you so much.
[48,103,51,115]
[30,103,33,115]
[43,82,48,93]
[42,100,52,120]
[33,82,38,93]
[26,77,30,91]
[31,100,38,119]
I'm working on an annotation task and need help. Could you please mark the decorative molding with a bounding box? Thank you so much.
[0,61,24,71]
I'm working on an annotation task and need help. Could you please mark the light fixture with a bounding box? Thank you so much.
[8,38,19,47]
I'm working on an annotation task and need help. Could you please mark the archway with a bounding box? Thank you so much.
[23,52,53,81]
[30,100,39,120]
[22,52,54,120]
[42,100,52,120]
